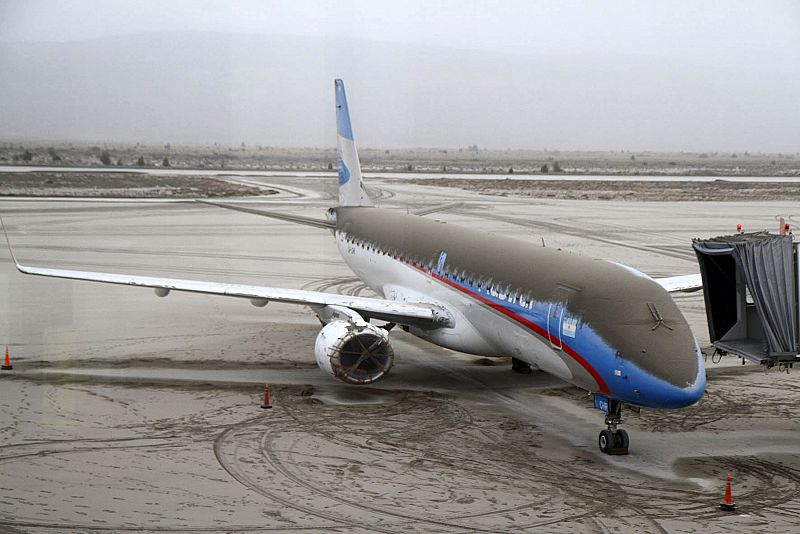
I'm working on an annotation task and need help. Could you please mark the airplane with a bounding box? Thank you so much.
[1,79,705,455]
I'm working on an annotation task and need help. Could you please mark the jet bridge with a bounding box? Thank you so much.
[693,232,799,367]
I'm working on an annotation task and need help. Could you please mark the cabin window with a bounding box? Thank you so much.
[525,291,534,309]
[498,284,508,300]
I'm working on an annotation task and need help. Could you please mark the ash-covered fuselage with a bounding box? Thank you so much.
[333,206,705,410]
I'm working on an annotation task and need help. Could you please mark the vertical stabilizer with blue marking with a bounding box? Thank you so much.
[335,79,372,207]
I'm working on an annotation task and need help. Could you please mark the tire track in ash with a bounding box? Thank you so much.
[249,393,594,531]
[14,244,345,267]
[301,276,373,297]
[407,356,693,532]
[213,414,402,533]
[0,437,181,463]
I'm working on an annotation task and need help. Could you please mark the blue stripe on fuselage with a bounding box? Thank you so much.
[403,258,703,409]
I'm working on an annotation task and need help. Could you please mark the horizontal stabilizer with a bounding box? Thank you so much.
[197,200,334,229]
[412,202,464,217]
[655,274,703,293]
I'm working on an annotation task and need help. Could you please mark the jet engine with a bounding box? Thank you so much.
[314,320,394,384]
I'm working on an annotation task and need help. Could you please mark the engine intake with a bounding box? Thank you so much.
[314,320,394,384]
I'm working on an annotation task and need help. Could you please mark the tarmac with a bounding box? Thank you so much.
[1,175,799,532]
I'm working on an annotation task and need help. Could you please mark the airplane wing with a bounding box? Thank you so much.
[0,218,450,328]
[654,274,703,293]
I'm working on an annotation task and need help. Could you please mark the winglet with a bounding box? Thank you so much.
[0,214,20,268]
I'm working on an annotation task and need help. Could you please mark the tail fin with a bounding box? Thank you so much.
[335,79,372,207]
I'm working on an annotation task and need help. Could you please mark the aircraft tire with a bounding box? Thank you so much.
[599,430,612,454]
[616,429,629,451]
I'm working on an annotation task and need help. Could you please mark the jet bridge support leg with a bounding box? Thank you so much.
[598,399,629,455]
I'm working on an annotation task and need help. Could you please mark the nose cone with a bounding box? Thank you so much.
[644,343,706,408]
[586,264,706,409]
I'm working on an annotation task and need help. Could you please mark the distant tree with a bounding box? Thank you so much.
[540,164,549,173]
[117,158,123,166]
[406,164,414,172]
[630,154,636,161]
[553,161,562,172]
[99,150,111,165]
[731,153,737,158]
[136,156,145,166]
[164,143,171,150]
[508,167,514,174]
[21,149,33,162]
[327,162,333,170]
[48,147,61,162]
[443,165,447,172]
[162,157,170,167]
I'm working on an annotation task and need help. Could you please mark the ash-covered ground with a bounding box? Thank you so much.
[397,177,800,201]
[0,171,268,198]
[1,175,799,533]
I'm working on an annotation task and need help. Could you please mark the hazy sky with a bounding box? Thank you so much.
[1,1,799,151]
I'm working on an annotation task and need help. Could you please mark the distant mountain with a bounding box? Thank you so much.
[0,31,797,151]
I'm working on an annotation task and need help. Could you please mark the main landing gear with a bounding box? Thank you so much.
[511,357,532,374]
[598,398,629,455]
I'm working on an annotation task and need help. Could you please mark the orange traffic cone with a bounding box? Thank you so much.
[261,384,272,409]
[720,472,736,511]
[1,346,12,371]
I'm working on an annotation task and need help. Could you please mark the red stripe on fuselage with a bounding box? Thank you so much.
[407,262,610,395]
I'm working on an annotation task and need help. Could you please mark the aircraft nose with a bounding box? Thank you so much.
[635,344,706,409]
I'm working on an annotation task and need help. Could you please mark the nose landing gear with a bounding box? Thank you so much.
[598,398,629,455]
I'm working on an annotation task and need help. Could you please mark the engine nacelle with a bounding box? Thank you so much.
[314,320,394,385]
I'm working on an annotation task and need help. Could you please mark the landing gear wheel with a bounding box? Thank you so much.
[599,430,613,454]
[597,398,630,455]
[616,429,629,451]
